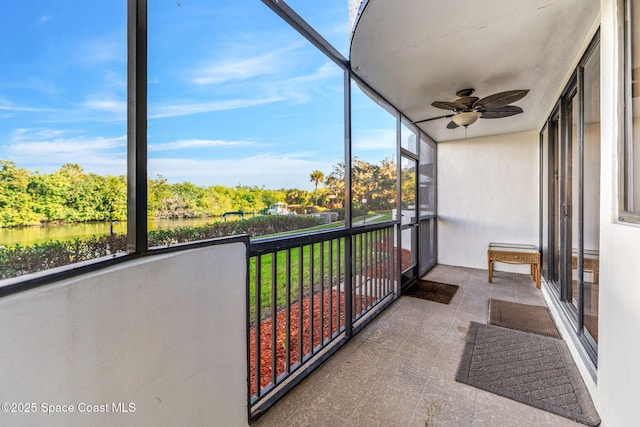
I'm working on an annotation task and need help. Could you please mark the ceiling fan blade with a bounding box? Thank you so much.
[432,101,467,111]
[411,114,454,124]
[455,96,479,108]
[480,105,523,119]
[473,89,529,110]
[446,120,459,129]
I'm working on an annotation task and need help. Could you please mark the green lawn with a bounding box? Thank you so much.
[248,224,394,323]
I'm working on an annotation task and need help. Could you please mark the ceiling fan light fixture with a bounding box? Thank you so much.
[452,111,482,127]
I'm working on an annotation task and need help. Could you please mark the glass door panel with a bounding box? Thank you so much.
[568,90,580,315]
[550,112,561,295]
[541,124,550,281]
[583,44,600,344]
[400,156,418,286]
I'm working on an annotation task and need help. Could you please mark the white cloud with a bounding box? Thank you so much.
[149,138,254,151]
[264,61,343,103]
[191,45,299,85]
[76,39,124,65]
[0,97,53,113]
[83,98,126,114]
[82,96,127,115]
[149,96,283,119]
[352,128,397,151]
[5,128,126,175]
[3,78,63,96]
[149,152,333,189]
[37,15,52,26]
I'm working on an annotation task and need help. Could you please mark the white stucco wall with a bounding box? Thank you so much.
[437,130,539,273]
[349,0,365,30]
[596,1,640,424]
[0,243,248,427]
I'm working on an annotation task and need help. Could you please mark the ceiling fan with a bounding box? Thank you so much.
[413,88,529,129]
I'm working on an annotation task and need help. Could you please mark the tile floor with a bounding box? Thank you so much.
[253,265,579,427]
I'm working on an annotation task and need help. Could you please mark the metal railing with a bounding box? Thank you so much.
[247,222,397,419]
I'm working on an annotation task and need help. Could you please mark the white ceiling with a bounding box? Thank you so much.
[350,0,600,142]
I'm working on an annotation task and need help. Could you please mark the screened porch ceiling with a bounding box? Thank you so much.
[349,0,600,142]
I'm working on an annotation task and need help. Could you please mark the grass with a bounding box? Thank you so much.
[248,225,395,323]
[249,239,344,323]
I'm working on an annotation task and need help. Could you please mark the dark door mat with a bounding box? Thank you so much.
[489,299,561,338]
[403,280,458,304]
[456,322,600,426]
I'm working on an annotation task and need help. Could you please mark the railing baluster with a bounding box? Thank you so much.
[359,232,364,317]
[249,224,397,415]
[391,227,395,295]
[362,231,367,312]
[297,246,303,366]
[309,243,314,355]
[375,229,380,300]
[285,249,291,374]
[271,252,277,386]
[320,241,325,345]
[255,256,262,397]
[337,237,342,331]
[367,230,372,307]
[328,238,333,339]
[345,234,352,337]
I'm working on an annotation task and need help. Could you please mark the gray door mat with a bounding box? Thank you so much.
[489,298,561,338]
[456,322,600,426]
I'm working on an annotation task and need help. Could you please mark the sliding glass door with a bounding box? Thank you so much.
[540,35,600,360]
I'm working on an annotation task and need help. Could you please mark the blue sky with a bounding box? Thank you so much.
[0,0,396,191]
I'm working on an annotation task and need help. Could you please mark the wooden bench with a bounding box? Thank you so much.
[488,242,541,288]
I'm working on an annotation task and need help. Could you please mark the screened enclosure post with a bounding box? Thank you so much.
[344,71,353,338]
[126,0,147,253]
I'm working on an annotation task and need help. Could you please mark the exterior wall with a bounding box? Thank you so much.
[437,130,539,273]
[597,0,640,424]
[349,0,365,29]
[0,243,248,427]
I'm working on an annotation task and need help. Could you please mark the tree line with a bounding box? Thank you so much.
[0,157,399,228]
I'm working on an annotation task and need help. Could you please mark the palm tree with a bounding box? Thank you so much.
[310,170,324,207]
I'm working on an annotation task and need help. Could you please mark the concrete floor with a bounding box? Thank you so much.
[253,265,579,427]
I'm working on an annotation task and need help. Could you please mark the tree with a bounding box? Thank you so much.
[309,170,324,207]
[325,162,345,207]
[0,160,39,226]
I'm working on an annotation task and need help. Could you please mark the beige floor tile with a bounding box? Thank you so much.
[255,266,577,427]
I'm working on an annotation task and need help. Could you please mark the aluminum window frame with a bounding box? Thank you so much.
[621,0,640,223]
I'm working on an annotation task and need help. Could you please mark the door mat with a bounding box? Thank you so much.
[456,322,600,426]
[489,299,561,338]
[403,280,458,304]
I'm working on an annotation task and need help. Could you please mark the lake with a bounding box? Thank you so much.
[0,217,252,247]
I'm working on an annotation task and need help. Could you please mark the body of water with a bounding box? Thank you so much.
[0,216,254,247]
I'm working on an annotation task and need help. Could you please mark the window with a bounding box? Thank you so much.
[147,1,346,246]
[419,134,436,217]
[0,1,127,280]
[623,0,640,222]
[350,81,397,226]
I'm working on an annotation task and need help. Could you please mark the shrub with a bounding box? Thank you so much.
[1,215,324,279]
[328,207,367,221]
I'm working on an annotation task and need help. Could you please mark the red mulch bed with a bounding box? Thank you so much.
[249,289,373,396]
[361,247,412,276]
[249,247,410,397]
